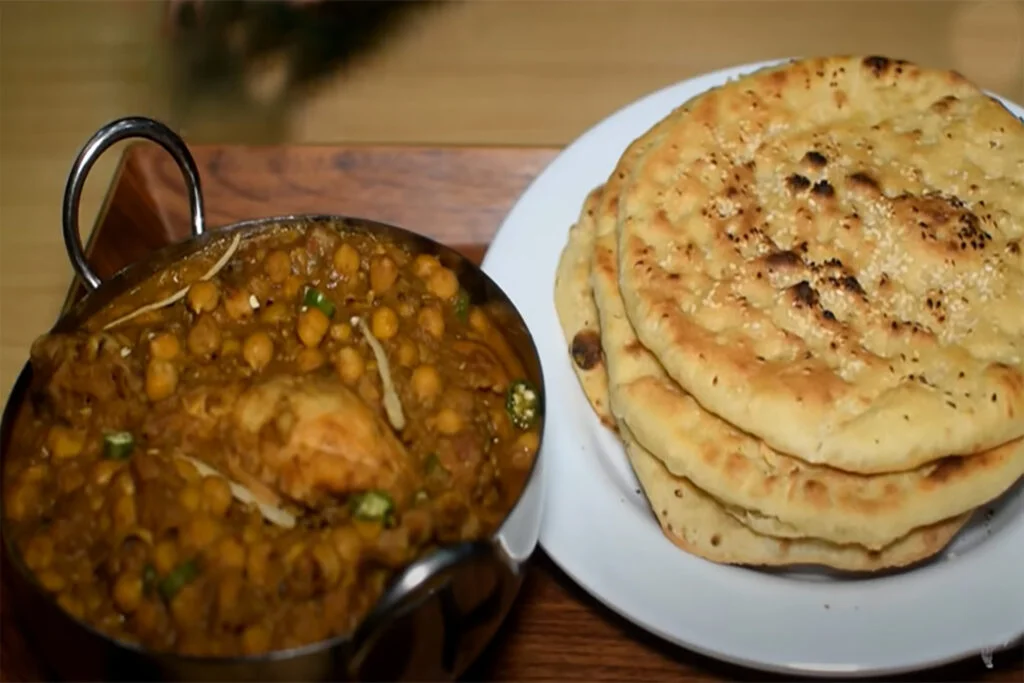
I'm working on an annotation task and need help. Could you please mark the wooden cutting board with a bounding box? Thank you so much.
[2,143,1020,683]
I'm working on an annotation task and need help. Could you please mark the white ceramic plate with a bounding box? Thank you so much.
[481,59,1024,678]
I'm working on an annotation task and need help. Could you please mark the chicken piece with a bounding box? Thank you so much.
[449,340,510,393]
[231,375,417,509]
[29,332,144,424]
[142,382,245,455]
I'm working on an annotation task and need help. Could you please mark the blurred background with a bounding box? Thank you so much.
[0,0,1022,397]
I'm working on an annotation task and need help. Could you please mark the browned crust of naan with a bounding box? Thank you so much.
[554,185,616,430]
[616,55,1024,474]
[622,423,970,571]
[586,115,1024,550]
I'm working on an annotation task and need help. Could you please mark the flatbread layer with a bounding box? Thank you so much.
[616,55,1024,473]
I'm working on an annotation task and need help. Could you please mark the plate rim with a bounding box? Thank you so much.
[481,57,1024,677]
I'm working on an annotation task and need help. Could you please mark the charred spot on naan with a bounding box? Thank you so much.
[862,55,911,77]
[570,329,603,371]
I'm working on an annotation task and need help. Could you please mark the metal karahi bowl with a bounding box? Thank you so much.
[0,117,546,682]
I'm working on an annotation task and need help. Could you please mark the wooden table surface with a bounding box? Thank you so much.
[1,142,1020,683]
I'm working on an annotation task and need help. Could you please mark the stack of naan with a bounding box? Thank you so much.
[554,55,1024,572]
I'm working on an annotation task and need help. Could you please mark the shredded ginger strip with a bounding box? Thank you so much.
[175,454,296,529]
[352,315,406,431]
[103,232,242,331]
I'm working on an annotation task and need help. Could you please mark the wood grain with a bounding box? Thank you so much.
[2,144,1022,683]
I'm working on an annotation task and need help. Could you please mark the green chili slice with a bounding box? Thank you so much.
[505,379,540,430]
[103,431,135,460]
[302,287,336,319]
[157,558,200,601]
[350,490,396,526]
[453,289,470,322]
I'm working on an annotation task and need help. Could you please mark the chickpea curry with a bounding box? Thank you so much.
[2,223,542,657]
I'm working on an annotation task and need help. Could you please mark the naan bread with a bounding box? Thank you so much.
[621,423,970,571]
[554,185,615,429]
[616,55,1024,474]
[557,180,971,569]
[589,132,1024,550]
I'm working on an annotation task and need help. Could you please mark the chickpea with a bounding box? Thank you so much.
[242,624,272,655]
[296,348,326,373]
[297,307,330,348]
[514,430,540,455]
[154,539,178,575]
[216,536,246,570]
[112,494,137,533]
[184,515,221,550]
[283,275,303,300]
[264,249,291,283]
[187,314,222,359]
[259,302,289,325]
[242,521,262,545]
[202,476,233,517]
[91,459,122,488]
[174,458,200,482]
[149,332,181,360]
[186,280,220,314]
[145,359,178,401]
[331,526,363,565]
[20,464,48,484]
[333,243,360,277]
[427,267,459,300]
[112,469,136,497]
[370,306,399,341]
[113,573,144,613]
[311,543,341,588]
[38,570,66,593]
[224,288,255,320]
[170,584,203,628]
[57,593,85,620]
[369,256,398,293]
[468,307,491,333]
[411,365,441,403]
[23,535,54,571]
[283,541,306,565]
[221,337,241,356]
[243,331,274,371]
[179,485,201,512]
[396,338,419,367]
[47,425,85,460]
[413,254,440,279]
[335,347,365,385]
[417,306,445,339]
[435,407,463,435]
[83,586,105,613]
[398,300,417,318]
[330,322,352,342]
[5,483,38,521]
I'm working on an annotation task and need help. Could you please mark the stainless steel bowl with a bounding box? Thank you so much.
[0,117,546,682]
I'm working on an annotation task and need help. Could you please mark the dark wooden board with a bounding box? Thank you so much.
[4,143,1021,682]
